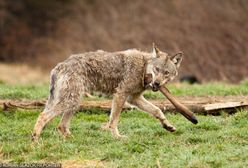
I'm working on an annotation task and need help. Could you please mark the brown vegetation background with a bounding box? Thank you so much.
[1,0,248,83]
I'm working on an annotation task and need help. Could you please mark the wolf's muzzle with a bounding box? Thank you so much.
[152,81,160,92]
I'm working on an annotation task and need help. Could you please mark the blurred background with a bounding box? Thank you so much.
[0,0,248,84]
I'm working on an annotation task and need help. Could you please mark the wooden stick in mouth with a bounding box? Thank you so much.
[159,86,198,124]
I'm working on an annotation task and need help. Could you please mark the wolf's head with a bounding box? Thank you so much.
[145,44,183,91]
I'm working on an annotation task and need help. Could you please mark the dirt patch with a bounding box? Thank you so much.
[62,160,105,168]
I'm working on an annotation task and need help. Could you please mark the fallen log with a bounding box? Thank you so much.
[1,98,248,115]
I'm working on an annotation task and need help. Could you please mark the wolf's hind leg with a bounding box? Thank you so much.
[57,86,82,137]
[32,108,62,141]
[57,111,74,137]
[57,100,80,137]
[130,95,176,132]
[32,75,82,141]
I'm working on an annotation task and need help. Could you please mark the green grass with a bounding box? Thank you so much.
[0,82,247,100]
[0,82,247,167]
[0,83,48,100]
[0,109,247,167]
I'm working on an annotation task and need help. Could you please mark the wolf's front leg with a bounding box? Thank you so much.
[102,93,127,139]
[131,95,176,132]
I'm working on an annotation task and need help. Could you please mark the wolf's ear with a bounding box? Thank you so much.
[152,43,160,58]
[171,52,183,68]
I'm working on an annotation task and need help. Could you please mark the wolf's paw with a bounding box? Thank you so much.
[163,124,176,132]
[31,133,39,142]
[114,133,128,140]
[111,128,127,140]
[101,123,127,139]
[57,125,72,138]
[101,123,111,131]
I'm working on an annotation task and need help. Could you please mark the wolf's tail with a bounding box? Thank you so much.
[44,71,57,110]
[49,73,57,100]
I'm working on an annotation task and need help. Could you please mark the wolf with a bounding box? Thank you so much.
[32,44,183,140]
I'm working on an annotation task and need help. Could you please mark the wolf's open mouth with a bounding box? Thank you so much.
[144,74,153,88]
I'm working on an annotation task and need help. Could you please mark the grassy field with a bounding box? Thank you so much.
[0,82,248,167]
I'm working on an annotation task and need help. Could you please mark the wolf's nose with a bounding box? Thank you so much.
[154,81,160,87]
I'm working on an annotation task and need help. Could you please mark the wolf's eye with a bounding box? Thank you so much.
[165,70,170,76]
[155,67,160,72]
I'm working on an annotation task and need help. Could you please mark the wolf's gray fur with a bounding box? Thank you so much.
[32,44,183,140]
